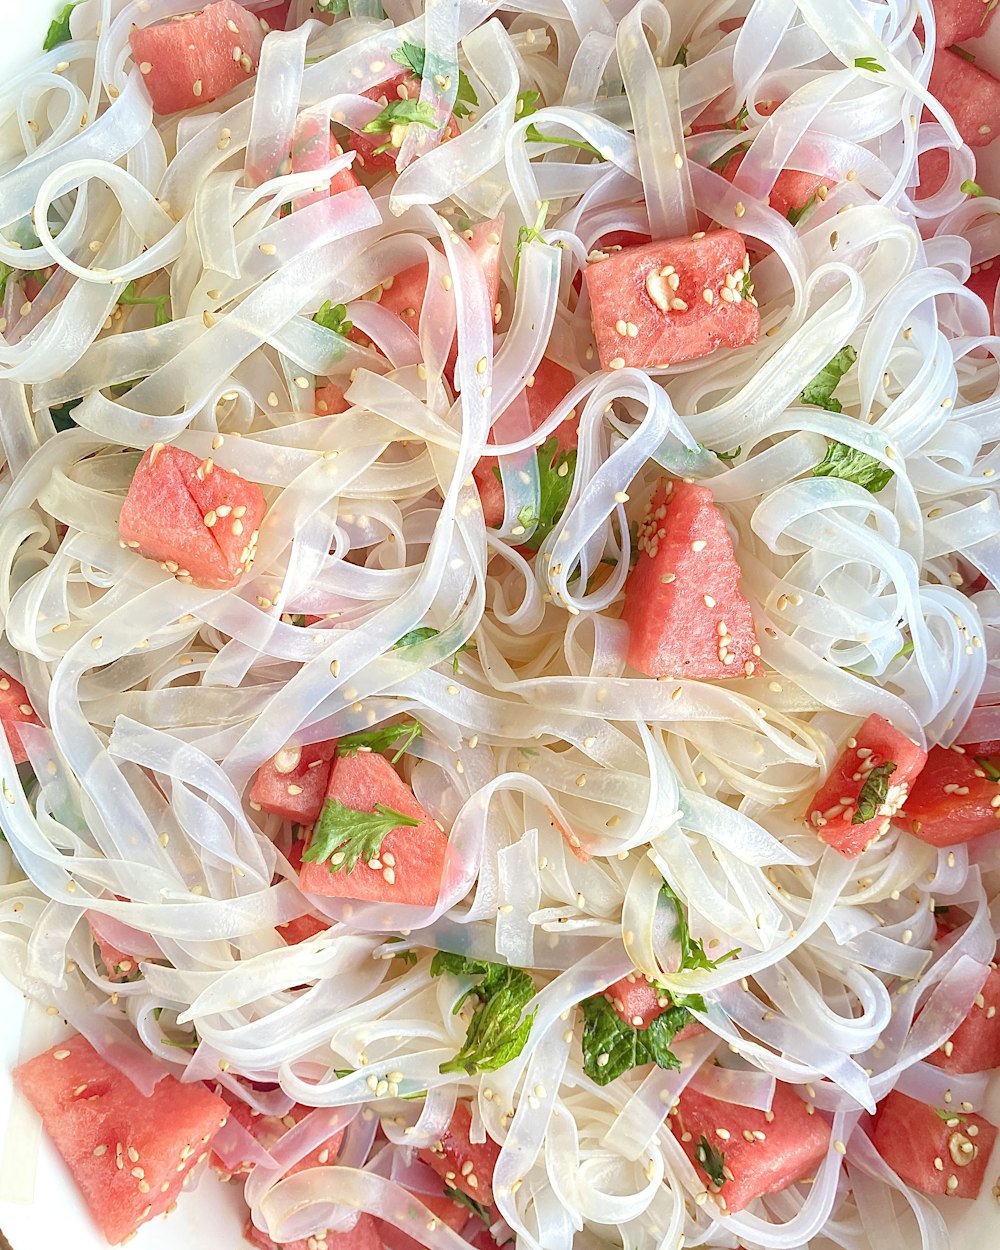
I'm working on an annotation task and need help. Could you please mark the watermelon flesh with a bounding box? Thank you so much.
[129,1,264,116]
[244,1212,384,1250]
[927,965,1000,1073]
[901,745,1000,847]
[670,1082,831,1213]
[88,918,139,982]
[291,118,361,209]
[298,751,449,907]
[473,357,577,527]
[276,841,331,944]
[119,444,267,590]
[379,1186,475,1250]
[604,972,705,1041]
[211,1097,343,1177]
[719,150,831,221]
[14,1034,229,1245]
[928,49,1000,148]
[347,72,461,175]
[584,229,760,371]
[249,740,338,823]
[315,382,351,415]
[256,0,291,31]
[872,1091,997,1199]
[806,714,928,858]
[418,1102,501,1210]
[621,479,760,680]
[967,260,999,332]
[0,670,42,764]
[928,0,998,45]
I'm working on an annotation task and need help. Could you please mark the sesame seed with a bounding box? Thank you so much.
[703,288,714,304]
[192,79,203,97]
[734,201,745,217]
[673,152,683,168]
[139,62,152,74]
[608,356,626,370]
[259,243,276,255]
[692,540,706,552]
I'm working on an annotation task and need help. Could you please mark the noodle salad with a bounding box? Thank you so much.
[0,0,998,1247]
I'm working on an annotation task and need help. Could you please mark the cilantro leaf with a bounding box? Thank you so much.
[524,122,601,158]
[336,720,423,765]
[580,995,691,1085]
[443,1185,493,1224]
[800,345,857,412]
[976,757,1000,782]
[660,880,740,971]
[118,281,171,327]
[431,954,536,1075]
[813,442,894,493]
[787,194,818,226]
[513,200,548,290]
[50,398,82,432]
[313,300,353,337]
[515,89,540,118]
[393,627,473,673]
[499,437,576,550]
[695,1135,727,1188]
[854,56,886,73]
[673,45,688,66]
[362,100,438,154]
[852,760,897,824]
[44,1,82,51]
[712,445,742,462]
[391,42,478,118]
[304,798,419,874]
[961,179,985,196]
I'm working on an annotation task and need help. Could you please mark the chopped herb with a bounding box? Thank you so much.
[739,268,754,300]
[712,445,742,462]
[729,105,750,130]
[515,89,541,118]
[334,1068,355,1078]
[524,122,601,158]
[854,56,886,73]
[513,201,548,290]
[580,995,692,1085]
[976,757,1000,782]
[787,194,818,226]
[394,627,473,673]
[695,1135,727,1187]
[894,639,915,661]
[660,880,740,973]
[443,1185,493,1224]
[17,763,37,795]
[673,45,688,66]
[933,1106,969,1124]
[43,1,82,51]
[430,952,537,1075]
[933,905,952,916]
[800,345,857,412]
[362,99,438,155]
[286,614,307,628]
[496,437,576,550]
[336,719,423,765]
[813,442,894,493]
[118,281,171,327]
[392,42,478,118]
[313,300,353,337]
[304,798,419,875]
[161,1030,199,1051]
[961,179,986,196]
[950,45,977,64]
[708,139,750,173]
[50,398,82,432]
[393,948,418,966]
[0,261,13,303]
[852,760,897,824]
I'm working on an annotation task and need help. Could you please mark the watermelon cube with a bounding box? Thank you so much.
[603,972,705,1041]
[473,357,577,527]
[929,0,998,46]
[806,714,928,858]
[249,740,337,824]
[719,151,831,221]
[584,229,760,371]
[872,1091,997,1199]
[346,72,461,175]
[14,1034,229,1245]
[915,147,953,200]
[298,752,449,907]
[88,917,139,983]
[129,1,264,116]
[901,745,1000,847]
[119,443,266,590]
[291,118,361,209]
[927,965,1000,1073]
[418,1102,501,1210]
[244,1212,384,1250]
[0,670,42,764]
[929,49,1000,149]
[968,259,999,332]
[212,1097,343,1177]
[621,479,760,680]
[670,1082,831,1212]
[379,1185,474,1250]
[315,382,351,415]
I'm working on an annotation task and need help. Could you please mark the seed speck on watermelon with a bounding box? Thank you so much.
[418,1101,501,1211]
[14,1034,229,1245]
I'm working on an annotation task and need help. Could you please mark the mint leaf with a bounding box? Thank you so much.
[961,179,985,196]
[431,955,536,1075]
[44,1,82,51]
[580,995,690,1085]
[304,799,419,874]
[524,122,601,158]
[813,442,894,493]
[391,42,478,118]
[695,1135,727,1187]
[800,345,857,412]
[854,56,886,73]
[852,760,896,824]
[660,881,740,972]
[336,720,422,765]
[313,300,353,337]
[50,398,82,432]
[513,200,548,289]
[515,89,540,118]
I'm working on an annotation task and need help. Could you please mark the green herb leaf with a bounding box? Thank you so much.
[515,89,540,118]
[800,345,857,412]
[118,281,172,327]
[394,948,418,966]
[695,1135,727,1187]
[161,1029,200,1051]
[431,954,537,1075]
[313,300,353,337]
[730,104,750,130]
[813,442,894,493]
[50,398,83,432]
[934,1106,969,1124]
[739,267,754,300]
[0,261,13,304]
[950,45,977,64]
[393,627,473,673]
[304,798,419,874]
[513,201,548,290]
[961,179,986,197]
[787,194,818,226]
[43,1,82,51]
[660,881,740,972]
[933,904,952,916]
[708,139,750,173]
[854,56,886,73]
[673,45,688,66]
[852,760,897,824]
[443,1185,493,1224]
[524,122,601,158]
[712,445,742,462]
[976,757,1000,782]
[580,995,691,1085]
[391,42,478,118]
[336,719,423,765]
[316,0,349,12]
[362,99,439,136]
[509,437,576,550]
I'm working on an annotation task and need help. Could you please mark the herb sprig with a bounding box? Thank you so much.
[303,798,419,874]
[430,952,537,1075]
[852,760,896,824]
[336,719,423,765]
[392,42,478,118]
[580,994,694,1085]
[44,1,82,51]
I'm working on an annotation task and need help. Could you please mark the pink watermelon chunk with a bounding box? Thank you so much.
[584,229,760,371]
[806,714,927,858]
[315,382,351,415]
[719,151,831,221]
[901,745,1000,847]
[418,1102,501,1211]
[88,918,139,982]
[929,48,1000,148]
[968,259,999,331]
[129,1,264,116]
[244,1212,384,1250]
[0,670,42,764]
[872,1091,997,1199]
[927,964,1000,1073]
[276,842,332,943]
[119,443,266,590]
[298,752,449,907]
[927,0,998,46]
[670,1082,831,1213]
[211,1097,343,1177]
[346,72,461,175]
[473,357,577,527]
[291,118,361,209]
[620,479,759,680]
[256,0,290,31]
[249,740,338,824]
[603,973,704,1042]
[14,1034,229,1246]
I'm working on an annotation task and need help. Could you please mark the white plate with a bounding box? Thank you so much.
[0,2,997,1247]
